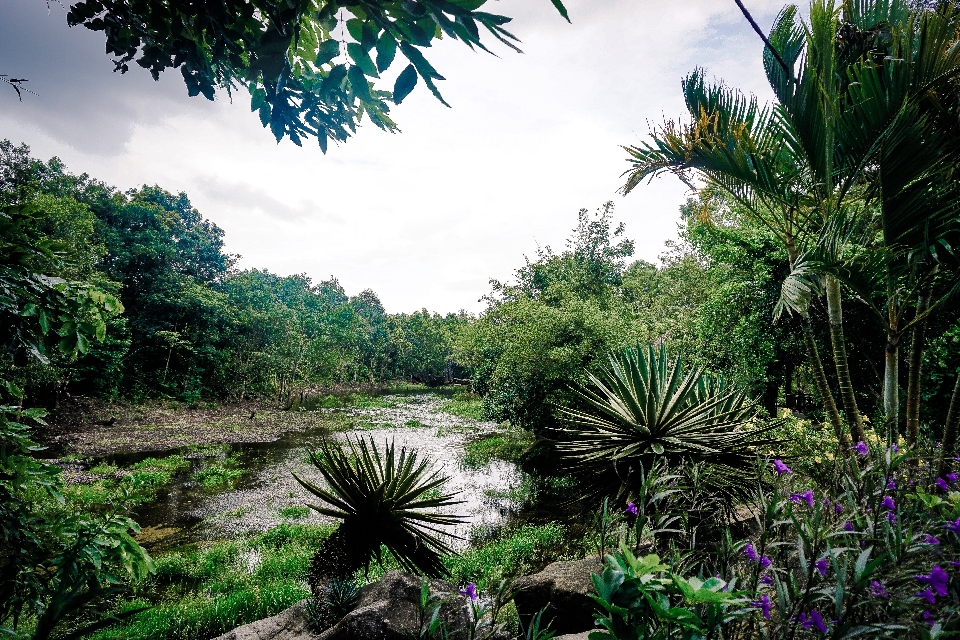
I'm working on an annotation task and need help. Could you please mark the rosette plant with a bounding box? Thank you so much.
[294,436,463,594]
[555,343,775,503]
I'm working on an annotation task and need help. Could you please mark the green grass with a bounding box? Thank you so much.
[88,524,335,640]
[462,428,534,469]
[191,452,243,487]
[404,419,425,428]
[60,454,189,511]
[439,396,484,421]
[279,506,311,520]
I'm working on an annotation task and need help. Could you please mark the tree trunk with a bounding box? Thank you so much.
[883,326,900,445]
[937,371,960,477]
[906,285,933,446]
[825,275,865,442]
[802,316,847,449]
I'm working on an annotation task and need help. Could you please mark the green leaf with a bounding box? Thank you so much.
[315,39,341,66]
[21,303,37,317]
[258,102,271,127]
[549,0,571,22]
[376,35,397,73]
[347,65,373,102]
[347,43,379,78]
[393,64,418,104]
[250,88,266,111]
[346,18,364,42]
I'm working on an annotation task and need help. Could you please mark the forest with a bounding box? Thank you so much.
[3,0,960,639]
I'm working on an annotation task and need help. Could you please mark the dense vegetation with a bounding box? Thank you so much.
[3,0,960,638]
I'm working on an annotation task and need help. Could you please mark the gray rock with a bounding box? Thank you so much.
[511,556,604,636]
[318,571,471,640]
[554,633,592,640]
[212,599,315,640]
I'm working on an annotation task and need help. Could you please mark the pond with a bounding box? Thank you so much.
[105,393,532,552]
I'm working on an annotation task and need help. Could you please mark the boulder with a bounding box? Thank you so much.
[318,571,471,640]
[554,633,592,640]
[212,599,315,640]
[510,556,604,636]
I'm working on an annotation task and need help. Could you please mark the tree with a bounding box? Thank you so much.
[63,0,569,148]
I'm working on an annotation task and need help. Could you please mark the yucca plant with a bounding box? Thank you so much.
[555,343,776,503]
[294,436,464,594]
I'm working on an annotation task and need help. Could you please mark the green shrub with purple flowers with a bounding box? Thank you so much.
[586,443,960,639]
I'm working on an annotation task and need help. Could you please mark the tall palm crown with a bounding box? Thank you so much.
[555,344,774,503]
[295,436,463,587]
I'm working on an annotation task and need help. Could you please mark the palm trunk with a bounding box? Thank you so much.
[825,275,865,442]
[883,326,900,445]
[937,372,960,477]
[906,285,933,446]
[802,316,847,449]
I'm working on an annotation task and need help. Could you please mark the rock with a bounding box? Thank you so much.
[554,632,592,640]
[318,571,471,640]
[511,556,604,636]
[212,599,315,640]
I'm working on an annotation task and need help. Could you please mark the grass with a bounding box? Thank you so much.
[191,450,243,487]
[88,523,336,640]
[462,428,534,469]
[439,393,484,422]
[59,454,190,511]
[279,506,311,520]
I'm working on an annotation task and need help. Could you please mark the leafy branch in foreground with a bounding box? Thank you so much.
[65,0,570,149]
[295,436,464,593]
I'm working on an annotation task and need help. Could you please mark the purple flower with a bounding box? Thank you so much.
[887,512,897,524]
[835,503,843,514]
[923,611,935,627]
[882,496,896,511]
[917,588,937,605]
[936,477,950,492]
[760,574,773,585]
[947,473,958,483]
[800,610,828,633]
[773,459,793,475]
[869,581,889,599]
[815,557,829,578]
[890,443,899,454]
[460,583,477,601]
[743,543,758,563]
[852,441,869,456]
[760,555,772,569]
[790,489,815,507]
[886,477,897,490]
[625,502,638,516]
[917,565,949,597]
[750,594,771,619]
[924,534,940,546]
[843,521,854,532]
[944,518,960,535]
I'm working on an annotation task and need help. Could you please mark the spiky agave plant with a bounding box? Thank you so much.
[294,436,464,595]
[555,343,776,504]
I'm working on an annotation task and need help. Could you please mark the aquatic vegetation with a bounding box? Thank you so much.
[463,428,534,469]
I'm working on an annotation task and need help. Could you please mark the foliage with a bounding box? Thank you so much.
[584,448,960,638]
[295,436,464,580]
[462,427,534,469]
[589,546,750,640]
[64,0,568,148]
[0,400,154,639]
[555,343,775,503]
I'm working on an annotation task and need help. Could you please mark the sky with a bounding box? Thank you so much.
[0,0,784,314]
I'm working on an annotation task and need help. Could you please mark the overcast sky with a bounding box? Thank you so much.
[0,0,783,314]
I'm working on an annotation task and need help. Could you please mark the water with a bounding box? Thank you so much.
[119,394,529,551]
